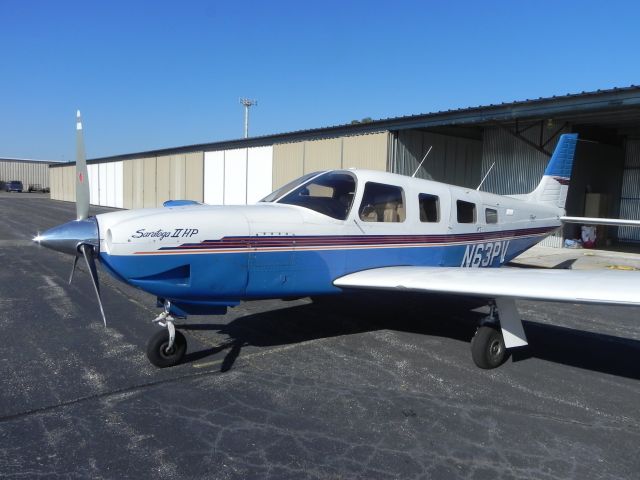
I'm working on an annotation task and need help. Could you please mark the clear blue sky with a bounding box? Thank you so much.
[1,0,639,161]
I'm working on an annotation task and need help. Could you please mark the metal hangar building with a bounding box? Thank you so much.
[49,86,640,246]
[0,158,55,191]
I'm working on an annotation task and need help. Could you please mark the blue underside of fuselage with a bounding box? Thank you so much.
[99,234,545,315]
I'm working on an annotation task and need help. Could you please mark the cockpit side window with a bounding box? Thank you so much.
[359,182,405,223]
[276,172,356,220]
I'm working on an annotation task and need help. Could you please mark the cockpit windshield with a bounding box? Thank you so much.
[266,171,357,220]
[260,171,322,203]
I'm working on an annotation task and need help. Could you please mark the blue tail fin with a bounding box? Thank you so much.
[543,133,578,180]
[530,133,578,209]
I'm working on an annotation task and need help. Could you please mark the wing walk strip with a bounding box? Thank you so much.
[134,227,557,255]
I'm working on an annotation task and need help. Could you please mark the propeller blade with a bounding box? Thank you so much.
[80,244,107,327]
[76,110,90,221]
[68,255,79,284]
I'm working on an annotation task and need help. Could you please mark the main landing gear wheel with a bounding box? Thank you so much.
[471,325,508,369]
[146,329,187,368]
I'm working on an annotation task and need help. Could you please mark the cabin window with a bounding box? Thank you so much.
[485,208,498,224]
[456,200,476,223]
[419,194,439,222]
[359,182,405,222]
[276,171,356,220]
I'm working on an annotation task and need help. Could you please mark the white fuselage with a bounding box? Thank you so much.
[94,169,562,314]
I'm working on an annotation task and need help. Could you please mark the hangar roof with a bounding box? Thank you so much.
[51,85,640,167]
[0,157,62,165]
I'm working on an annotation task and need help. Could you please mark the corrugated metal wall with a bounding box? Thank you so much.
[49,167,60,199]
[480,124,569,195]
[304,138,342,172]
[343,133,390,170]
[391,130,482,187]
[271,132,389,189]
[50,164,76,202]
[121,161,139,206]
[272,142,305,189]
[0,160,51,189]
[186,152,204,203]
[52,133,388,208]
[122,153,204,209]
[619,138,640,242]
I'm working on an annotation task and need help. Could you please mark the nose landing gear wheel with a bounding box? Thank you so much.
[471,325,508,369]
[146,329,187,368]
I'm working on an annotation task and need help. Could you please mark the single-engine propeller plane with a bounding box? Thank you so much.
[35,112,640,369]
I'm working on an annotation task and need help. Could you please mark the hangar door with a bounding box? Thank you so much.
[563,141,624,244]
[203,146,273,205]
[87,162,124,208]
[619,139,640,242]
[392,130,482,187]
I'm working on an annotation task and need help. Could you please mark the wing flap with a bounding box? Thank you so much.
[334,266,640,306]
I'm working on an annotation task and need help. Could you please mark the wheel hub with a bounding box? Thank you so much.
[489,338,502,358]
[161,342,176,357]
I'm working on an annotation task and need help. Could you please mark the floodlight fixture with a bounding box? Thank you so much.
[240,98,258,138]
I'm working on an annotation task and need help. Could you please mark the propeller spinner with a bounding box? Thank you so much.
[34,110,106,326]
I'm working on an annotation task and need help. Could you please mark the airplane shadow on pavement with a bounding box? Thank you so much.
[520,321,640,379]
[179,291,640,380]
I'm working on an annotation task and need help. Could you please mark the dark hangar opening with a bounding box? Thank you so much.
[387,86,640,248]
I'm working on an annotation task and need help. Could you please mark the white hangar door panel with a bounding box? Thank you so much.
[247,146,273,204]
[99,163,108,206]
[224,148,247,205]
[204,151,224,205]
[88,164,99,205]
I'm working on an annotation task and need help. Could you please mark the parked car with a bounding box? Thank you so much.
[5,181,23,192]
[28,184,43,192]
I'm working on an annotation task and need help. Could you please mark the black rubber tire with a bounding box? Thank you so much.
[146,329,187,368]
[471,325,508,369]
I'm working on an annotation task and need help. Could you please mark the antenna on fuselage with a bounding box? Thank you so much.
[476,162,496,191]
[411,145,433,178]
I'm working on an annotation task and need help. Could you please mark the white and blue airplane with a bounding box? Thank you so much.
[35,113,640,369]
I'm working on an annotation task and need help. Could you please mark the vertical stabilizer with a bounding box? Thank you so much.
[529,133,578,209]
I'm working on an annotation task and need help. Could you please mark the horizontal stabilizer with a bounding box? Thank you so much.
[335,266,640,306]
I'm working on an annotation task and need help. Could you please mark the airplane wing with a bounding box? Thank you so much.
[334,266,640,306]
[561,216,640,227]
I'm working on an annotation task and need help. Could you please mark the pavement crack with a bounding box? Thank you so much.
[0,365,232,424]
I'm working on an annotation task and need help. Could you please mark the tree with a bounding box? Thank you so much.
[350,117,374,125]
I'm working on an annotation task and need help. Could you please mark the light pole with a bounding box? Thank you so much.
[239,98,257,138]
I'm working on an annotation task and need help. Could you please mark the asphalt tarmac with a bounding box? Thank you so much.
[1,192,639,479]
